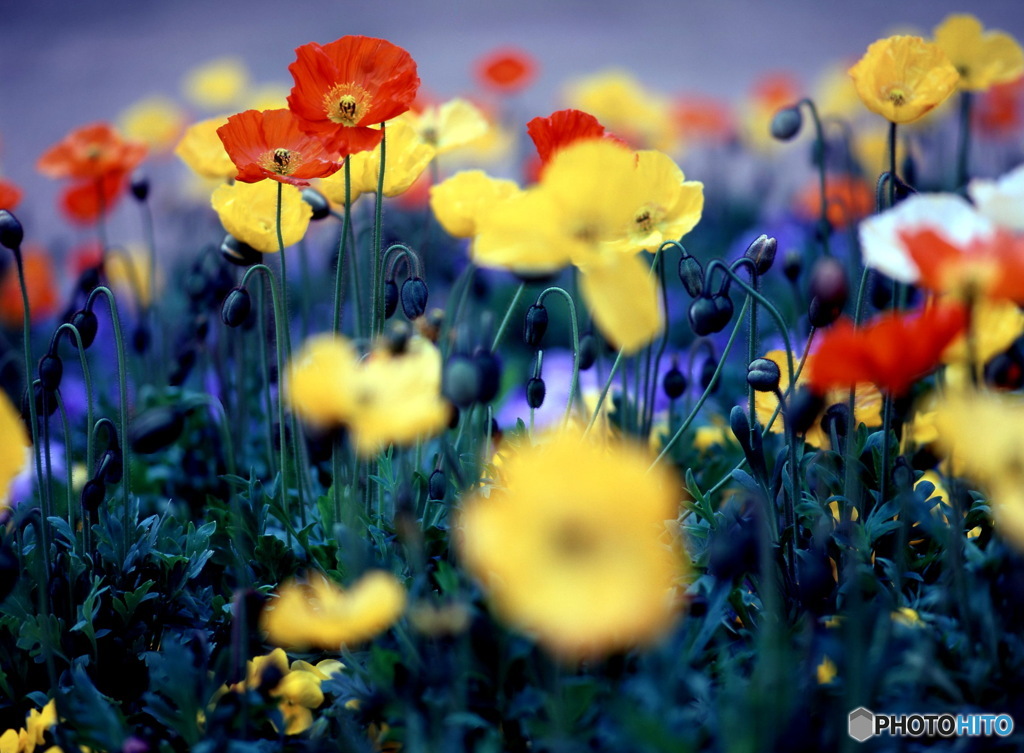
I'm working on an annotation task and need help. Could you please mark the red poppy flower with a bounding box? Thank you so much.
[217,109,342,186]
[0,245,58,326]
[37,122,146,180]
[287,36,419,156]
[808,303,968,395]
[673,95,735,143]
[0,179,21,210]
[976,78,1024,135]
[796,174,874,230]
[900,228,1024,302]
[476,48,537,93]
[60,172,126,226]
[526,109,624,166]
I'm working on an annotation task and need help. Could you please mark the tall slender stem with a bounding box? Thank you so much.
[956,91,973,190]
[490,283,525,352]
[332,159,353,335]
[536,287,581,425]
[370,124,388,337]
[797,98,831,257]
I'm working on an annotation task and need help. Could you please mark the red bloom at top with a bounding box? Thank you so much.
[0,178,22,210]
[217,109,343,186]
[287,36,419,156]
[526,109,623,166]
[37,122,146,180]
[476,48,537,93]
[808,303,968,395]
[901,227,1024,302]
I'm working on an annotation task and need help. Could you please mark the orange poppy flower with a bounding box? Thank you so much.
[476,48,537,93]
[976,78,1024,135]
[796,174,874,230]
[673,95,735,143]
[900,227,1024,302]
[217,109,342,186]
[0,179,21,210]
[37,122,146,181]
[526,109,622,166]
[60,172,126,225]
[287,36,419,156]
[808,303,968,395]
[0,246,58,326]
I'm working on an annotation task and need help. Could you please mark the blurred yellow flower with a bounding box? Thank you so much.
[429,170,520,238]
[566,69,677,151]
[579,254,662,355]
[816,656,838,684]
[849,35,960,123]
[211,179,311,253]
[815,64,862,120]
[0,390,28,508]
[933,14,1024,92]
[608,150,704,255]
[226,648,337,735]
[105,243,162,310]
[457,426,686,661]
[23,699,56,753]
[399,99,489,155]
[118,96,186,153]
[323,121,435,202]
[942,298,1024,367]
[285,335,359,431]
[892,607,924,627]
[183,57,249,109]
[262,571,406,650]
[754,350,882,450]
[175,117,236,180]
[244,83,290,111]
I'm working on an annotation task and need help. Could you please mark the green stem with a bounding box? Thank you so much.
[371,124,388,337]
[256,279,276,477]
[54,391,75,553]
[536,287,581,425]
[956,91,973,190]
[797,98,831,257]
[490,283,525,352]
[53,324,94,473]
[888,121,898,209]
[332,159,353,335]
[583,349,623,438]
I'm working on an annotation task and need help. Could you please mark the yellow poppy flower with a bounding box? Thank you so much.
[228,649,329,735]
[105,243,162,310]
[753,350,882,450]
[941,297,1024,367]
[210,179,311,253]
[566,69,678,151]
[579,253,662,355]
[849,35,960,123]
[118,96,186,153]
[471,188,573,274]
[0,728,20,753]
[262,571,406,650]
[183,57,249,110]
[429,170,520,238]
[816,656,838,684]
[175,117,236,180]
[398,99,489,155]
[457,426,687,661]
[325,120,435,202]
[285,335,359,432]
[933,14,1024,92]
[23,700,56,753]
[608,150,704,256]
[0,390,28,509]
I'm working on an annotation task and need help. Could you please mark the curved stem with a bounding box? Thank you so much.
[382,243,422,280]
[490,283,525,352]
[53,324,94,472]
[370,124,388,337]
[536,287,581,426]
[54,390,75,553]
[797,97,831,257]
[583,349,622,438]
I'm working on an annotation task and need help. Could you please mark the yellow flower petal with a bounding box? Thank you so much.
[285,335,359,432]
[579,254,662,355]
[934,14,1024,92]
[430,170,520,238]
[211,180,312,254]
[401,99,490,155]
[175,117,236,181]
[0,389,29,508]
[335,120,435,201]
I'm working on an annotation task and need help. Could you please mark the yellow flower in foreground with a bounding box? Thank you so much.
[330,120,435,202]
[579,253,663,355]
[753,350,882,450]
[175,117,236,180]
[23,700,56,753]
[211,179,311,253]
[262,571,406,650]
[429,170,520,239]
[118,96,186,153]
[849,35,960,123]
[183,57,249,109]
[457,427,686,661]
[934,14,1024,92]
[0,390,28,508]
[399,98,489,155]
[285,335,358,431]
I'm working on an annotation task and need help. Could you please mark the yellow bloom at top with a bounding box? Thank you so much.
[183,57,249,110]
[398,99,489,155]
[262,570,406,650]
[457,426,687,661]
[118,96,186,154]
[849,35,960,123]
[175,117,236,181]
[566,69,678,152]
[0,390,28,509]
[934,14,1024,92]
[211,179,312,253]
[320,120,435,203]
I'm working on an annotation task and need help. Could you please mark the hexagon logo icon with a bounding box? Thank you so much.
[848,707,875,742]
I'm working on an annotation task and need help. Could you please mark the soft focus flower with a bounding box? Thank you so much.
[796,174,873,230]
[0,247,58,326]
[849,36,960,123]
[226,649,334,735]
[262,571,406,650]
[672,95,735,144]
[476,47,537,93]
[217,109,342,186]
[335,120,435,200]
[942,298,1024,366]
[743,72,801,150]
[399,98,489,155]
[60,171,126,225]
[0,389,29,508]
[814,63,862,120]
[38,122,146,181]
[900,227,1024,301]
[817,656,838,685]
[566,70,677,151]
[175,117,236,180]
[429,170,520,238]
[210,179,312,253]
[245,83,291,111]
[284,335,358,431]
[287,36,420,155]
[968,163,1024,231]
[808,303,968,395]
[118,96,187,153]
[526,108,619,166]
[105,244,162,310]
[457,426,686,661]
[0,179,20,209]
[754,349,882,449]
[933,14,1024,92]
[183,57,249,109]
[976,78,1024,134]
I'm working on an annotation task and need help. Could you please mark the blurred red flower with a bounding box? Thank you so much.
[0,245,58,326]
[526,109,622,166]
[976,78,1024,136]
[476,48,536,93]
[808,303,968,395]
[217,109,342,186]
[287,36,419,156]
[0,179,21,210]
[60,172,126,225]
[901,227,1024,302]
[37,123,146,180]
[673,95,735,143]
[797,174,874,230]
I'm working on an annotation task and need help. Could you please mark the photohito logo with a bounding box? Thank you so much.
[848,707,1014,741]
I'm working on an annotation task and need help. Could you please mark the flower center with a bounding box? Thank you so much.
[550,520,600,560]
[324,83,372,127]
[886,86,907,106]
[634,208,655,234]
[259,147,300,176]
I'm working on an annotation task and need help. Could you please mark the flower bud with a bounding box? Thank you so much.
[711,293,734,331]
[474,349,502,404]
[744,234,777,276]
[821,403,850,440]
[808,296,843,328]
[428,469,446,501]
[384,321,411,355]
[442,355,481,408]
[70,309,98,349]
[132,325,151,354]
[783,251,802,282]
[81,478,106,515]
[808,257,848,313]
[523,303,549,348]
[221,287,252,328]
[986,350,1024,390]
[384,279,399,319]
[746,358,780,393]
[38,354,63,392]
[678,254,704,297]
[688,296,719,336]
[663,365,687,399]
[130,406,185,454]
[300,187,331,220]
[770,106,803,141]
[97,448,124,484]
[729,405,767,480]
[578,332,598,371]
[0,210,24,250]
[526,377,546,409]
[24,383,57,419]
[130,171,149,202]
[220,234,263,267]
[400,277,429,320]
[787,387,826,435]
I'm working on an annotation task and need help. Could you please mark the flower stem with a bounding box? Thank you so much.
[798,97,831,257]
[490,283,525,352]
[332,159,353,335]
[956,91,973,190]
[371,124,388,337]
[536,287,581,426]
[53,323,94,472]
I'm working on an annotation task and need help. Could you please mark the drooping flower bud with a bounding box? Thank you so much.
[300,187,332,220]
[820,403,850,440]
[221,287,252,328]
[130,171,150,202]
[474,349,502,404]
[770,106,803,141]
[97,448,124,484]
[526,376,546,409]
[38,354,63,392]
[384,279,399,319]
[744,234,778,276]
[70,309,98,349]
[711,293,734,331]
[220,234,263,267]
[0,210,24,250]
[578,332,598,371]
[81,478,106,515]
[428,469,446,501]
[130,406,185,454]
[678,254,705,297]
[729,405,767,480]
[688,296,719,336]
[523,303,549,348]
[401,277,429,320]
[442,355,481,408]
[663,364,687,399]
[787,387,826,435]
[808,257,848,311]
[746,358,781,393]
